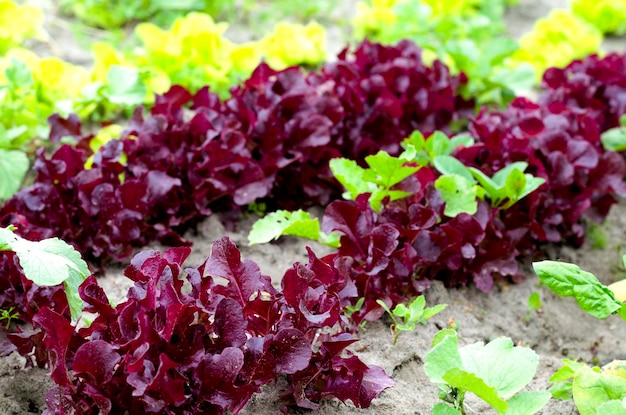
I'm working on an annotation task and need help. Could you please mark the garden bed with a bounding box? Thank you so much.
[1,0,626,414]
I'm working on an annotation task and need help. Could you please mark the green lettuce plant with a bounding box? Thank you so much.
[377,295,447,344]
[330,150,421,213]
[425,328,551,415]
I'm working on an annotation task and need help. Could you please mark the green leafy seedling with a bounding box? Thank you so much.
[524,291,542,321]
[400,130,474,166]
[376,295,447,344]
[0,226,91,321]
[468,161,545,209]
[600,114,626,152]
[434,174,482,217]
[0,306,19,329]
[330,150,420,212]
[425,329,551,415]
[247,209,340,247]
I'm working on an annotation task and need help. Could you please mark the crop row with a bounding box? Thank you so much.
[2,0,626,413]
[1,39,626,412]
[1,0,621,202]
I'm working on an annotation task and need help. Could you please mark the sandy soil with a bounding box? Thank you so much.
[2,1,626,414]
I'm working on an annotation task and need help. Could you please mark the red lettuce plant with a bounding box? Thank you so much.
[457,97,626,247]
[539,52,626,132]
[318,97,626,319]
[0,39,473,266]
[227,40,474,209]
[34,237,392,414]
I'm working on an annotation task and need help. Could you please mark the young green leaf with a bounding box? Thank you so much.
[459,337,539,399]
[533,261,623,320]
[248,209,339,247]
[596,400,626,415]
[0,148,29,201]
[363,150,421,189]
[601,125,626,152]
[0,227,90,320]
[424,329,463,384]
[433,155,475,182]
[504,391,552,415]
[401,131,474,166]
[104,65,147,106]
[330,151,420,212]
[329,158,375,200]
[573,365,626,415]
[442,367,508,413]
[433,403,462,415]
[434,174,479,217]
[377,295,446,344]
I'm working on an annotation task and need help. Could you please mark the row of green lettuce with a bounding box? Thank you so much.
[0,0,624,202]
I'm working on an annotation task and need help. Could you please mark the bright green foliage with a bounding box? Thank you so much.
[0,56,60,148]
[433,157,544,210]
[0,0,44,53]
[572,0,626,35]
[601,115,626,152]
[352,0,534,106]
[247,209,339,247]
[377,295,447,344]
[468,162,545,209]
[0,306,18,329]
[551,362,626,415]
[549,359,588,401]
[0,226,90,321]
[574,366,626,415]
[510,9,602,81]
[400,131,474,166]
[425,329,550,414]
[434,175,481,217]
[0,148,28,201]
[532,260,626,321]
[523,291,542,321]
[131,12,258,96]
[330,151,421,212]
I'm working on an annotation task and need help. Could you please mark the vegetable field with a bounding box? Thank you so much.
[2,0,626,414]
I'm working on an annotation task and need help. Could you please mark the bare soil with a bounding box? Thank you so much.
[2,1,626,414]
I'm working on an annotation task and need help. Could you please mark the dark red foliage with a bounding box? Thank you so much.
[0,251,70,367]
[457,97,626,247]
[229,40,474,209]
[321,188,522,322]
[539,52,626,132]
[318,96,626,314]
[35,237,392,414]
[0,39,473,266]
